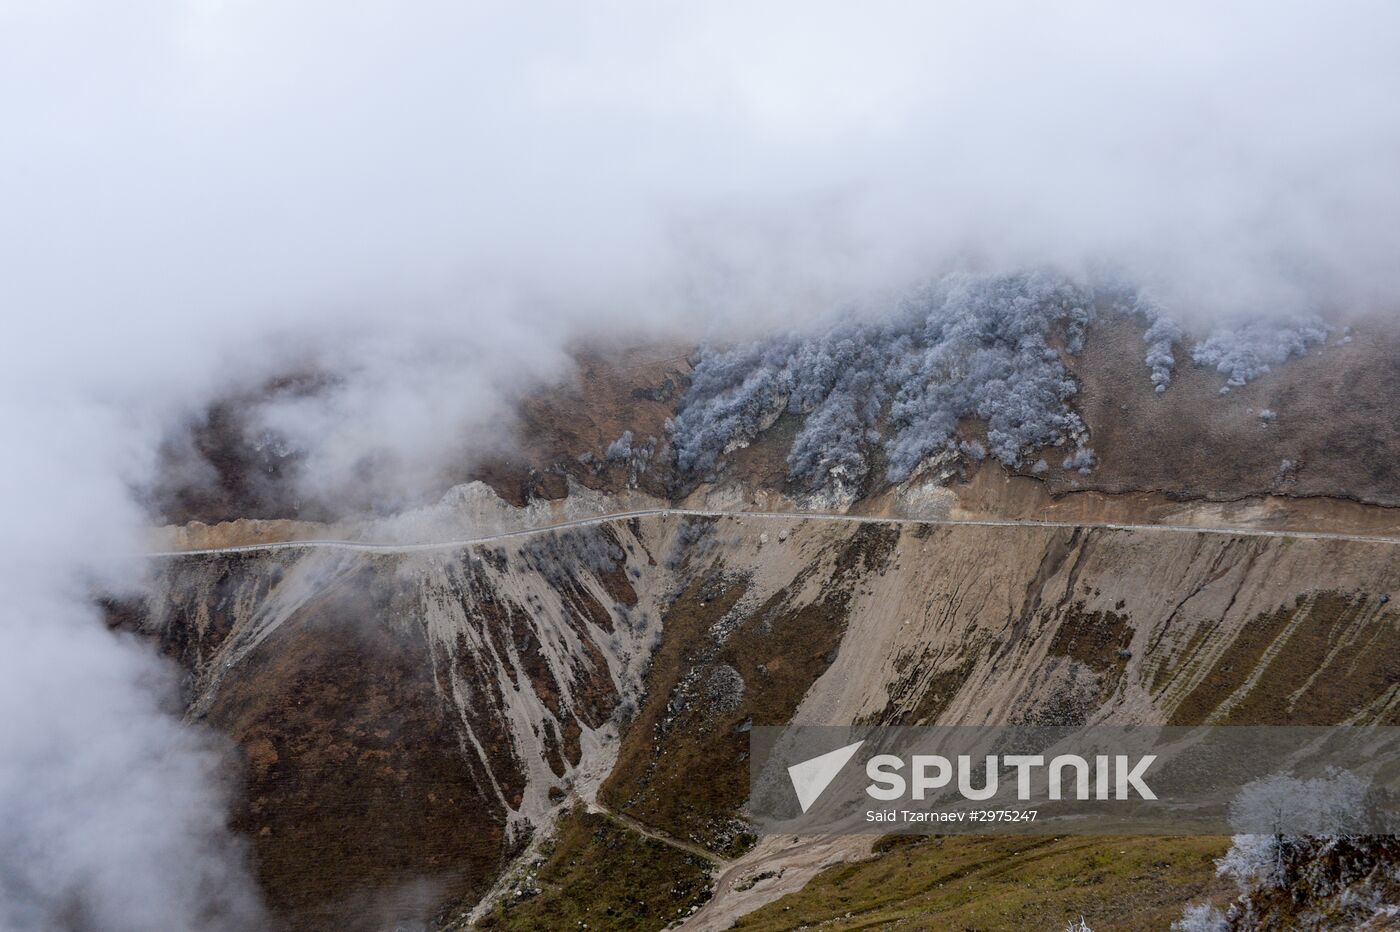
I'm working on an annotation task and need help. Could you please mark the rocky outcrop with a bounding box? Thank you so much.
[129,521,667,929]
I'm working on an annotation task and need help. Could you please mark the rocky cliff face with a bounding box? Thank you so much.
[128,521,665,929]
[124,504,1400,928]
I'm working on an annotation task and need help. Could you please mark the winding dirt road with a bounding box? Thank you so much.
[582,799,731,867]
[146,507,1400,557]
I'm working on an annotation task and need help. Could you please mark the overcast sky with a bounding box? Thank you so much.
[2,2,1399,927]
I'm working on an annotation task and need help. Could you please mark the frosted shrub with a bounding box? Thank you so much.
[1171,903,1228,932]
[665,517,715,570]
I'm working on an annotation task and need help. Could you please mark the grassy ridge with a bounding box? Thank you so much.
[734,835,1232,931]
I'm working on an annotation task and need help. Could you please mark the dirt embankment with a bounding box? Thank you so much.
[148,517,335,550]
[936,461,1400,536]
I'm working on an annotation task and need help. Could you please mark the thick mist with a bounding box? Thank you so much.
[3,1,1400,926]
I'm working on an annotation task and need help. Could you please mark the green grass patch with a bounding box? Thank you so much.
[734,834,1232,931]
[478,807,713,931]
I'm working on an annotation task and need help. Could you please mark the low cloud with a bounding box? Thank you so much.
[2,1,1399,925]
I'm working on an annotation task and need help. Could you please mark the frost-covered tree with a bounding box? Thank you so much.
[669,337,802,476]
[598,430,656,487]
[959,439,987,461]
[670,270,1333,496]
[885,272,1093,478]
[786,389,871,494]
[1101,278,1182,392]
[1105,280,1330,395]
[670,270,1099,493]
[1225,769,1371,844]
[1173,768,1395,930]
[1191,317,1330,388]
[1142,310,1184,393]
[1062,446,1096,473]
[605,430,633,460]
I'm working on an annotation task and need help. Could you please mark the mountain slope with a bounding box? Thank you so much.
[120,504,1400,928]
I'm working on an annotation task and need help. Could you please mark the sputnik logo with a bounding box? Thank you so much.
[787,740,864,813]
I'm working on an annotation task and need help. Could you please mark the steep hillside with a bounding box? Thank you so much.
[147,348,692,526]
[123,504,1400,929]
[124,522,667,929]
[1059,314,1400,506]
[603,518,1400,930]
[148,307,1400,537]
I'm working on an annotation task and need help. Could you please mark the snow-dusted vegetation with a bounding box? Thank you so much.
[668,270,1339,496]
[1126,298,1331,396]
[580,430,658,488]
[1171,903,1229,931]
[1136,297,1185,393]
[1170,771,1398,930]
[520,527,625,584]
[605,430,634,461]
[669,271,1097,494]
[1191,317,1330,388]
[1061,446,1096,473]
